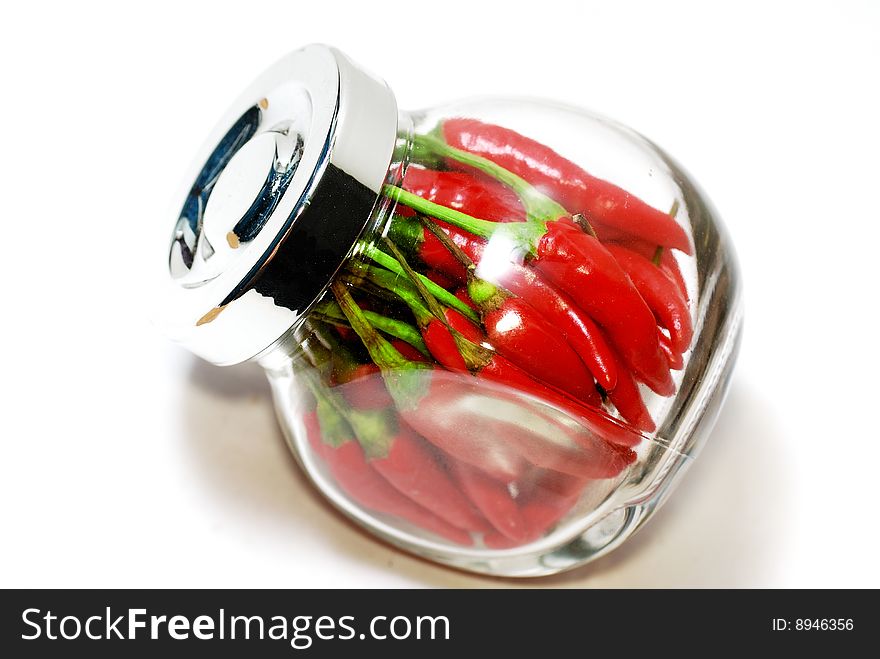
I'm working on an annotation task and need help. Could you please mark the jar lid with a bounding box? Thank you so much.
[156,44,398,365]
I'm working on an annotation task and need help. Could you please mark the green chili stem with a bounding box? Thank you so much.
[381,186,544,260]
[330,281,413,371]
[351,266,433,326]
[419,214,503,309]
[363,242,480,323]
[300,370,352,450]
[382,185,498,239]
[330,281,432,407]
[419,213,476,272]
[382,238,449,323]
[651,246,664,267]
[313,300,430,357]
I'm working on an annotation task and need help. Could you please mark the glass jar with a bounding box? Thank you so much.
[156,44,742,577]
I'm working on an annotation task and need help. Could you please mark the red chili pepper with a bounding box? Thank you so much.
[442,305,607,417]
[469,350,620,451]
[333,324,356,343]
[303,402,472,545]
[606,347,656,435]
[394,166,525,284]
[469,295,604,408]
[389,214,619,391]
[441,306,483,343]
[332,362,393,410]
[412,228,469,281]
[422,322,469,372]
[610,237,689,302]
[386,214,475,284]
[520,474,586,539]
[397,166,524,286]
[396,384,531,483]
[439,118,692,254]
[400,138,685,394]
[403,166,525,223]
[535,222,674,395]
[348,411,489,533]
[424,269,457,290]
[483,471,589,548]
[391,339,430,363]
[450,461,529,542]
[332,280,634,482]
[495,259,619,393]
[481,295,599,401]
[420,215,601,405]
[382,225,657,452]
[454,286,478,311]
[606,244,693,355]
[658,333,684,371]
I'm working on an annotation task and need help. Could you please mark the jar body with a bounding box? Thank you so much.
[261,98,741,577]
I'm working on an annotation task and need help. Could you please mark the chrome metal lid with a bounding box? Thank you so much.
[157,44,398,365]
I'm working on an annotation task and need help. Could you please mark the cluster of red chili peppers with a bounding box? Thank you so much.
[298,119,693,548]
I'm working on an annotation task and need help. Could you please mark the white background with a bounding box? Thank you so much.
[2,1,878,588]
